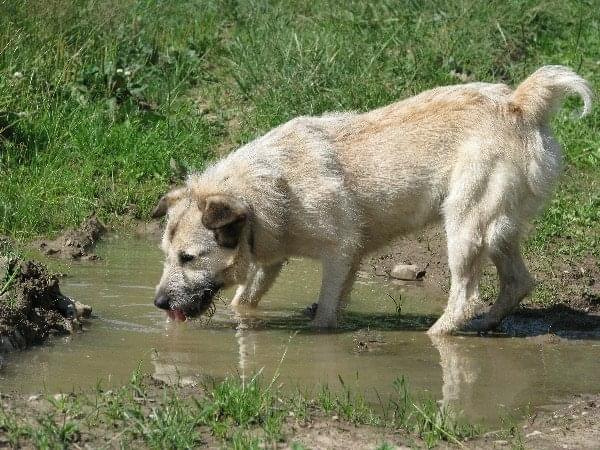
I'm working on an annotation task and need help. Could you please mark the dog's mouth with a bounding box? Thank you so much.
[166,286,220,322]
[166,309,187,322]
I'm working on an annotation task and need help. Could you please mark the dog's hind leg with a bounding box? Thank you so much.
[471,232,534,331]
[428,218,486,335]
[311,253,361,329]
[231,262,284,307]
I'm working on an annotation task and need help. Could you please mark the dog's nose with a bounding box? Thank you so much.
[154,294,170,310]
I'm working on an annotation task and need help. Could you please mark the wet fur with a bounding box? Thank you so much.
[154,66,592,334]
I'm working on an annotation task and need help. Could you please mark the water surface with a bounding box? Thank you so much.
[1,237,599,425]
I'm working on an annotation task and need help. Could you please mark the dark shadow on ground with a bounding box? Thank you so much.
[202,308,437,333]
[205,303,600,340]
[499,304,600,339]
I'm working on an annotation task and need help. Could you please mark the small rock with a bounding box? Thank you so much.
[74,301,92,319]
[28,394,42,402]
[390,264,425,281]
[492,440,508,445]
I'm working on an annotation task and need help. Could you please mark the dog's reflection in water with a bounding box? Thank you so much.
[428,334,544,422]
[428,335,480,408]
[234,313,255,384]
[151,315,539,419]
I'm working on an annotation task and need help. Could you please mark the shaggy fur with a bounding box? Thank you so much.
[152,66,593,334]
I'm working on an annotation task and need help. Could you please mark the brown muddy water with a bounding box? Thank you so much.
[1,237,600,425]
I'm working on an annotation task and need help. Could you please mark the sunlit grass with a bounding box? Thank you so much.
[0,369,480,448]
[0,0,598,245]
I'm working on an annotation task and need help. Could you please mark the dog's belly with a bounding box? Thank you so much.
[342,155,447,239]
[358,187,443,247]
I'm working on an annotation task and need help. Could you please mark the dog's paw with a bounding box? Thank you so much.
[426,324,457,336]
[302,302,319,319]
[427,316,460,335]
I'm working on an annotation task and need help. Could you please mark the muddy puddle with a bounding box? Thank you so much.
[1,237,600,425]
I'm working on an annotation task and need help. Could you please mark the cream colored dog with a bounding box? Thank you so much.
[152,66,592,334]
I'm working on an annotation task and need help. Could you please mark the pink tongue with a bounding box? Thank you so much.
[166,309,187,322]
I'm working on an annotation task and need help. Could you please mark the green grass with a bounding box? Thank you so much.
[0,0,599,242]
[0,369,480,448]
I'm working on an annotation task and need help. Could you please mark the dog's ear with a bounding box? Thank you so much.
[151,187,186,218]
[201,195,248,248]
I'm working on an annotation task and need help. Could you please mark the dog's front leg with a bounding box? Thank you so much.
[231,262,283,307]
[312,255,358,329]
[231,264,257,307]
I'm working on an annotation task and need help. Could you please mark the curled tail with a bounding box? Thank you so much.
[511,65,593,124]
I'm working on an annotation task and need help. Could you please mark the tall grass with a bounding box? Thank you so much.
[0,0,598,242]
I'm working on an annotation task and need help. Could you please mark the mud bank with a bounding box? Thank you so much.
[0,251,91,355]
[36,215,106,260]
[472,393,600,449]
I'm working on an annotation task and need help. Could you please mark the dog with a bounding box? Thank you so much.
[152,66,592,334]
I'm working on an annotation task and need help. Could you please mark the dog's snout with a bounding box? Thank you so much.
[154,294,170,310]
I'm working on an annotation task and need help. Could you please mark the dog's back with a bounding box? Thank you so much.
[192,66,592,253]
[323,66,593,248]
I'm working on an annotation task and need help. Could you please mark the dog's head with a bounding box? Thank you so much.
[151,187,252,320]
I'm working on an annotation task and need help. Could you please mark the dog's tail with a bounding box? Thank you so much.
[511,65,593,124]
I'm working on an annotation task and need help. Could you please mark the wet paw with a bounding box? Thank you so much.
[427,322,458,336]
[427,313,460,335]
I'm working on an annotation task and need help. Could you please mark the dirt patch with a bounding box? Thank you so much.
[286,416,410,449]
[544,253,600,314]
[518,394,600,450]
[36,215,106,260]
[367,226,600,338]
[0,253,91,355]
[365,227,450,294]
[472,394,600,449]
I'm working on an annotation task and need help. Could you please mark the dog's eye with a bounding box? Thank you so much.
[178,252,195,264]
